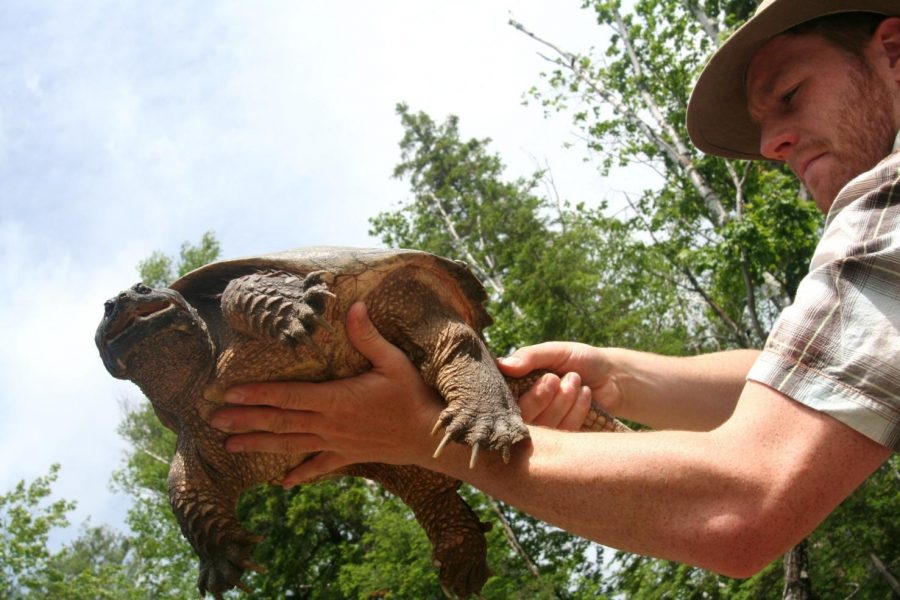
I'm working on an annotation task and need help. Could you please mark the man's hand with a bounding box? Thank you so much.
[210,302,443,486]
[498,342,623,430]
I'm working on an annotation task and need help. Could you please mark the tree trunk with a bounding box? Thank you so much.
[783,540,816,600]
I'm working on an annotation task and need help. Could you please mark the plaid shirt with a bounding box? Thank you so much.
[748,135,900,451]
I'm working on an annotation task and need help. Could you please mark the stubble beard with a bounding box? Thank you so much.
[809,64,896,210]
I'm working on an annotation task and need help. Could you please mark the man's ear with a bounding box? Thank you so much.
[875,17,900,71]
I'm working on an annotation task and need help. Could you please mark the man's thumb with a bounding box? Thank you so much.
[345,301,399,365]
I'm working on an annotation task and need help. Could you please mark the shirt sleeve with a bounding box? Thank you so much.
[747,153,900,452]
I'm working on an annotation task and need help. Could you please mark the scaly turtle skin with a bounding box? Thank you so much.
[95,246,625,598]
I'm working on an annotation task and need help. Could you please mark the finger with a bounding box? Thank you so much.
[533,372,582,428]
[345,302,408,369]
[210,406,318,434]
[224,380,335,411]
[282,451,349,487]
[558,385,593,431]
[497,342,575,377]
[224,432,324,455]
[517,373,560,423]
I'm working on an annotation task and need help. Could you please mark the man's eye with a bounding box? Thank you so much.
[781,86,799,104]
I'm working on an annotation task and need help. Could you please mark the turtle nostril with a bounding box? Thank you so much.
[104,298,116,317]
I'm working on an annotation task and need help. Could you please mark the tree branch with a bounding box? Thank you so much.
[624,194,749,346]
[682,0,720,43]
[511,19,679,167]
[726,160,767,343]
[512,17,728,228]
[426,193,525,318]
[140,448,170,466]
[870,553,900,596]
[488,498,541,579]
[607,7,728,227]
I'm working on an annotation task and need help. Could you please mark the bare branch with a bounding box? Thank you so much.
[871,553,900,596]
[624,194,749,346]
[426,193,524,318]
[515,19,680,165]
[512,17,728,228]
[488,498,541,579]
[140,448,170,466]
[607,7,728,227]
[682,0,720,43]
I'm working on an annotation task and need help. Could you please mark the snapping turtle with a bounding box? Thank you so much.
[95,246,625,598]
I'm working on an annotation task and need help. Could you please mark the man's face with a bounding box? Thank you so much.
[746,33,897,212]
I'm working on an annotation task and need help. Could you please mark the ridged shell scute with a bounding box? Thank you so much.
[171,246,492,334]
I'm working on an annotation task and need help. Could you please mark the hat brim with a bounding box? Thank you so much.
[687,1,899,160]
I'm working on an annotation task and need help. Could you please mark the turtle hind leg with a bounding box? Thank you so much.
[220,270,336,349]
[504,370,631,433]
[343,463,491,597]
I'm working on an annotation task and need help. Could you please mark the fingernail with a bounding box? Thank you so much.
[210,415,232,430]
[224,389,248,404]
[500,356,520,366]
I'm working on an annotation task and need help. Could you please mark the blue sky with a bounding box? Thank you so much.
[0,1,653,541]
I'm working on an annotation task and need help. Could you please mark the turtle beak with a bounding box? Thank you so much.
[95,283,192,378]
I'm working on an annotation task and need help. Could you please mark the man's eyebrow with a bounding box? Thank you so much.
[745,64,790,121]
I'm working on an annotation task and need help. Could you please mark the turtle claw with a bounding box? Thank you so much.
[312,314,335,333]
[433,431,453,459]
[468,444,480,470]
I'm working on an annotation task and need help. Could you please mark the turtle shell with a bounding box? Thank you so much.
[171,246,493,335]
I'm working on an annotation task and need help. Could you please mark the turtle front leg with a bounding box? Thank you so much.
[220,269,336,351]
[169,438,264,599]
[366,273,529,467]
[424,319,529,466]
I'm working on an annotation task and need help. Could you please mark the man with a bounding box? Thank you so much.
[211,1,899,576]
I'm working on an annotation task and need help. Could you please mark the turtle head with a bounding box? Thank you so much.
[96,283,215,406]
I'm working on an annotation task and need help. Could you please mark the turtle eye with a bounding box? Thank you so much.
[132,283,152,294]
[104,299,116,317]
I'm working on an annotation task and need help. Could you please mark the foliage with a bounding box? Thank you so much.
[519,0,822,351]
[138,231,221,288]
[0,465,73,598]
[373,104,692,357]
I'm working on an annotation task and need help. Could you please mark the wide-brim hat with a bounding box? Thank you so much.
[687,0,899,159]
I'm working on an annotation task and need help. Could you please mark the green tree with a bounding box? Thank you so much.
[514,0,821,351]
[0,465,74,598]
[38,524,141,599]
[373,103,690,357]
[0,465,167,599]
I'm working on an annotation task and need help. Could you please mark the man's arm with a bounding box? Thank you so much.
[499,343,759,431]
[424,381,889,576]
[211,302,890,577]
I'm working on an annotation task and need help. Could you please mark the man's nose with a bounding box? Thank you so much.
[759,121,798,161]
